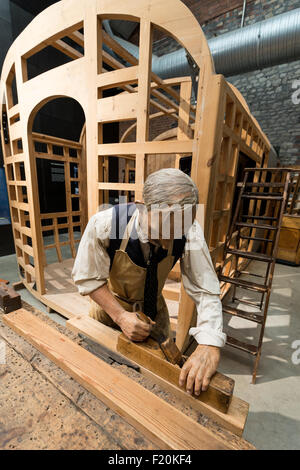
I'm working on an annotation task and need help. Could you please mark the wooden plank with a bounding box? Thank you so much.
[135,18,152,201]
[84,5,101,217]
[52,39,83,60]
[97,140,193,156]
[53,216,63,263]
[32,132,82,149]
[63,147,76,259]
[97,66,139,89]
[117,334,234,414]
[22,21,83,59]
[97,93,138,123]
[40,210,81,219]
[177,80,192,141]
[3,309,253,450]
[14,57,45,293]
[68,30,84,47]
[223,125,261,163]
[176,74,224,352]
[15,239,34,257]
[17,257,35,277]
[97,182,141,192]
[10,200,29,211]
[8,180,28,186]
[66,315,249,437]
[162,283,180,301]
[9,120,22,141]
[13,222,32,238]
[79,125,88,230]
[67,315,120,351]
[5,154,26,164]
[7,103,19,119]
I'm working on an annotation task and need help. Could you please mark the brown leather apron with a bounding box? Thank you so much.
[89,212,174,338]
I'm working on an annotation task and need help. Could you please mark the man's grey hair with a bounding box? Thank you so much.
[143,168,199,208]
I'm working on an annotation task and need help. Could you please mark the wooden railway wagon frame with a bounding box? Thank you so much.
[0,0,271,351]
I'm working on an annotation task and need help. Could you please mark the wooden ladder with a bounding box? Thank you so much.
[219,168,291,384]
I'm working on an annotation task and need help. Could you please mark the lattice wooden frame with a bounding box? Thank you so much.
[0,0,270,350]
[31,132,87,264]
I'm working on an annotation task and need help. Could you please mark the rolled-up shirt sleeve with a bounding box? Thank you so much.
[180,220,226,347]
[71,209,112,295]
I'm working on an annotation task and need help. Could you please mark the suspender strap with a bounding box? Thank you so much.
[120,211,138,252]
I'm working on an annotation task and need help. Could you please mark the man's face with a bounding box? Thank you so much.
[146,205,196,249]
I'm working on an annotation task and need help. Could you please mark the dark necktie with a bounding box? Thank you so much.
[143,243,158,320]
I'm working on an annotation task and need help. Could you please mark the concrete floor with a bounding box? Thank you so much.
[0,253,299,450]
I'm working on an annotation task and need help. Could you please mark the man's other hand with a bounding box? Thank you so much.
[179,345,220,396]
[117,311,152,342]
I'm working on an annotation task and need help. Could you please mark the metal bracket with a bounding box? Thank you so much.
[1,111,10,144]
[185,50,199,103]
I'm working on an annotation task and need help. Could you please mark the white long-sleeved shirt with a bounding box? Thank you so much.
[72,207,226,347]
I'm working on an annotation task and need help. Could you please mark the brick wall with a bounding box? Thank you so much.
[182,0,255,25]
[152,0,300,165]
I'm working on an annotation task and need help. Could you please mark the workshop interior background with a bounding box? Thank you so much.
[0,0,300,238]
[0,0,299,255]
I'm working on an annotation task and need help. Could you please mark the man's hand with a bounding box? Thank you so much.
[179,345,220,396]
[117,311,153,342]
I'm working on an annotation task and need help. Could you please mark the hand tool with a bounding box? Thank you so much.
[78,334,140,371]
[136,311,185,367]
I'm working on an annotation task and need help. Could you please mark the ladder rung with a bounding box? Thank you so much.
[232,297,261,309]
[232,297,262,308]
[242,194,283,201]
[240,235,274,243]
[238,271,265,279]
[219,275,268,293]
[223,305,264,324]
[227,248,273,262]
[241,215,277,221]
[237,182,285,188]
[226,336,258,356]
[235,222,277,230]
[244,168,290,172]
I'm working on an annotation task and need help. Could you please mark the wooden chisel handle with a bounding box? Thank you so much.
[136,311,152,324]
[136,311,185,367]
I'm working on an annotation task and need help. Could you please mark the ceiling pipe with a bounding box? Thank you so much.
[210,8,300,76]
[104,8,300,78]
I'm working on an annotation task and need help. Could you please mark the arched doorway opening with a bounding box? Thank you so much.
[26,96,89,316]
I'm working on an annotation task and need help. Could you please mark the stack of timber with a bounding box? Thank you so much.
[3,308,254,450]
